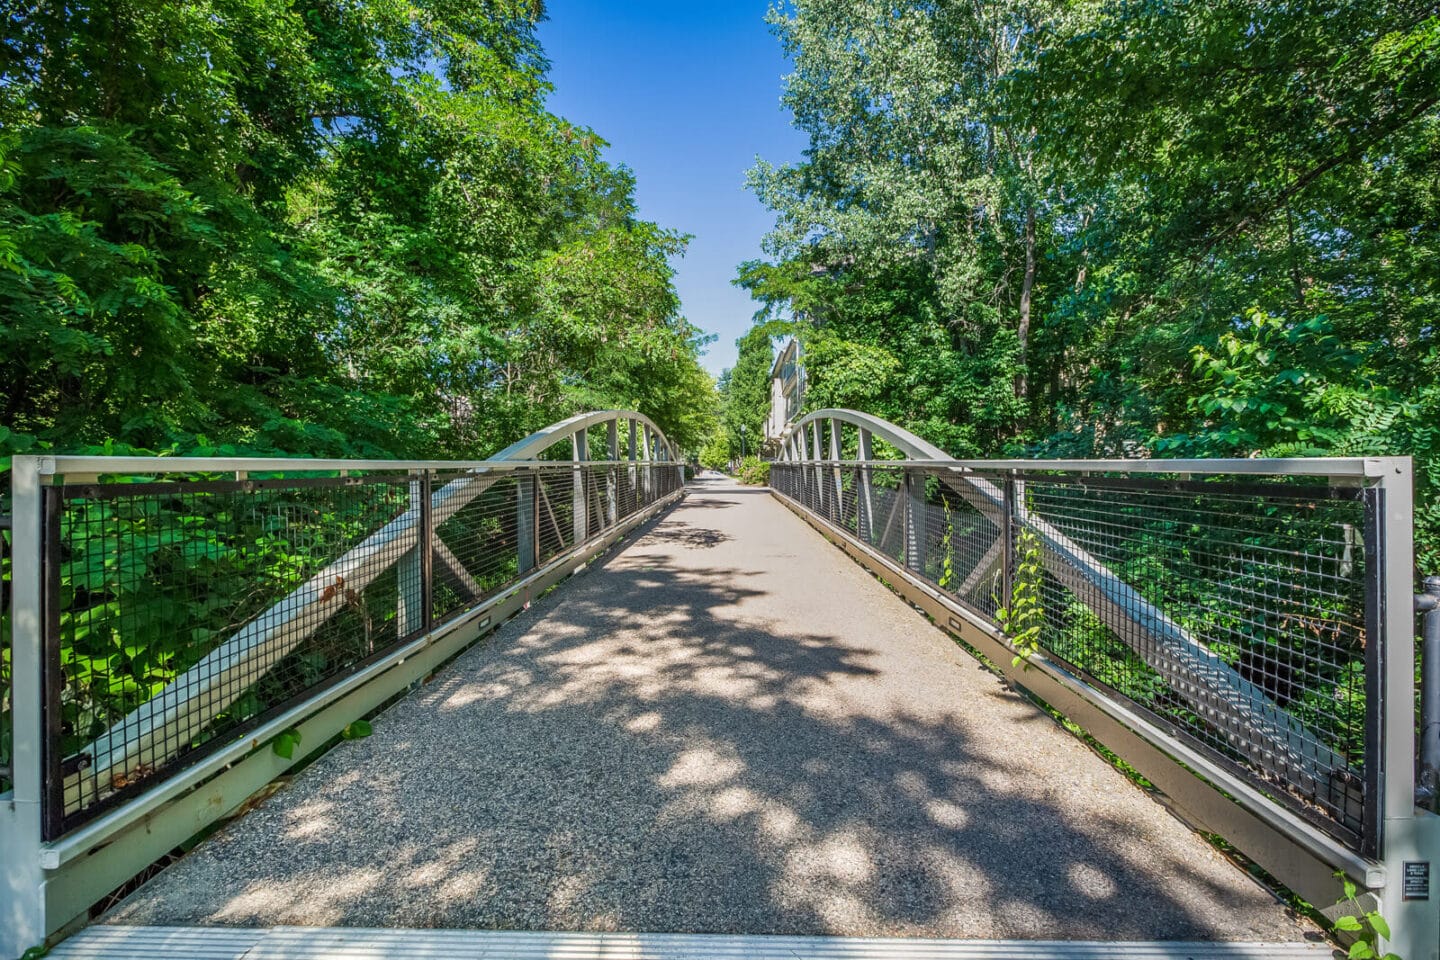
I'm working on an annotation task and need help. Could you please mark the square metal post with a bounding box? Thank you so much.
[1362,485,1387,858]
[1001,473,1017,607]
[419,471,433,633]
[517,471,536,574]
[810,422,824,510]
[606,421,619,526]
[828,419,844,524]
[1368,457,1440,959]
[806,431,817,509]
[639,425,651,503]
[397,472,427,638]
[2,457,49,959]
[801,430,813,507]
[628,418,639,514]
[572,429,589,545]
[796,432,806,501]
[41,488,63,842]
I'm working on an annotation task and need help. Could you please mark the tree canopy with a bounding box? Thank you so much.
[743,0,1440,565]
[1,0,716,460]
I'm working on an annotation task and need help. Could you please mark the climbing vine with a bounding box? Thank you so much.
[938,498,955,589]
[997,525,1044,668]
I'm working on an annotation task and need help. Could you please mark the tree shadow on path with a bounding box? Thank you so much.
[107,490,1315,943]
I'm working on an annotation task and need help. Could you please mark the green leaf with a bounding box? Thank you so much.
[1334,915,1364,931]
[1348,941,1376,960]
[1365,912,1390,940]
[271,728,302,760]
[341,719,373,740]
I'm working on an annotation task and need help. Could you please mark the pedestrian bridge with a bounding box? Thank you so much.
[2,410,1436,959]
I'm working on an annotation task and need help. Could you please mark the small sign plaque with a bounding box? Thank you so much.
[1402,861,1430,901]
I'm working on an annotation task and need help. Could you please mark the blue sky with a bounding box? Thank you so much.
[538,2,807,377]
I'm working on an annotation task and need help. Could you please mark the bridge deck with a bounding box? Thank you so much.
[105,477,1314,942]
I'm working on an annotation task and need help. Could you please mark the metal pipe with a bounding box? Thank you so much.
[1418,576,1440,811]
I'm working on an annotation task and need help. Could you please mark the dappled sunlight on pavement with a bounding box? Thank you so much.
[104,477,1316,941]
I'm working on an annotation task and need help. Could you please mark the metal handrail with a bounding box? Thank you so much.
[33,411,683,832]
[769,411,1437,954]
[781,411,1376,804]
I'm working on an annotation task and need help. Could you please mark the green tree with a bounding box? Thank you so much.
[747,0,1440,561]
[718,325,773,458]
[0,0,713,462]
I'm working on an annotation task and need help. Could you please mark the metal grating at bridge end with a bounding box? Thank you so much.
[45,926,1337,960]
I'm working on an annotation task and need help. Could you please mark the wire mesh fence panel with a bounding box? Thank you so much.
[834,468,859,536]
[869,467,908,567]
[918,473,1005,620]
[618,465,640,521]
[1019,474,1372,847]
[432,472,522,626]
[47,474,415,835]
[586,466,608,540]
[535,469,578,566]
[773,456,1381,853]
[37,459,684,838]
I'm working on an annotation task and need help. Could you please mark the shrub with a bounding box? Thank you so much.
[736,456,770,485]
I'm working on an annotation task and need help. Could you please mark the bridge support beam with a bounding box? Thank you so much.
[857,429,875,544]
[572,429,589,545]
[517,472,536,575]
[628,419,639,511]
[644,425,654,501]
[2,458,46,960]
[1371,465,1440,960]
[397,472,432,638]
[810,422,824,511]
[606,421,619,526]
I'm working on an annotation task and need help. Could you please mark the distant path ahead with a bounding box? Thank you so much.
[108,476,1312,941]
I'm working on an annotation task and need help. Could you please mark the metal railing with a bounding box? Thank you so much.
[775,460,1373,839]
[770,409,1435,956]
[1,411,685,958]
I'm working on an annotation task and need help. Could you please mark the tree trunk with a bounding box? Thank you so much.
[1016,204,1036,400]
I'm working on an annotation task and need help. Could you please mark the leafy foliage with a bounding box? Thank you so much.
[271,728,302,761]
[1332,871,1401,960]
[0,0,715,461]
[997,526,1044,668]
[746,0,1440,565]
[341,719,373,741]
[698,433,732,471]
[735,456,771,486]
[713,325,774,460]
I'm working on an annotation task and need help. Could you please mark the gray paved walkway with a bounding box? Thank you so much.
[108,477,1315,941]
